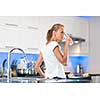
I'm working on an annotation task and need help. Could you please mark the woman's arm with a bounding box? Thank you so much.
[35,52,45,78]
[53,36,71,66]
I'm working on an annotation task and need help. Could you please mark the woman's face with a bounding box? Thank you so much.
[55,27,64,42]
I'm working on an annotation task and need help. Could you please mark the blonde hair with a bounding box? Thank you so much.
[46,23,64,42]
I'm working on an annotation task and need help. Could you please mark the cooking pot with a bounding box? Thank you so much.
[17,69,28,77]
[17,68,35,77]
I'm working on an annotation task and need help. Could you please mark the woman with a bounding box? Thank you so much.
[35,23,71,79]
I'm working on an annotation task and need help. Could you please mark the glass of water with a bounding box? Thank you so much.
[63,33,73,46]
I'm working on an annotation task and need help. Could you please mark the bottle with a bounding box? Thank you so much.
[77,64,83,75]
[77,64,80,74]
[80,66,83,74]
[77,64,82,74]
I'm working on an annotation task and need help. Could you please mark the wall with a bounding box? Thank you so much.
[88,16,100,74]
[0,52,39,69]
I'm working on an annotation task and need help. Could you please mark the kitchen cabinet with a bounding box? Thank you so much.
[0,16,40,50]
[18,29,41,49]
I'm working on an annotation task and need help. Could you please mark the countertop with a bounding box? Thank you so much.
[0,75,100,83]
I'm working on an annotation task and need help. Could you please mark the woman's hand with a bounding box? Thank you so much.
[65,35,72,45]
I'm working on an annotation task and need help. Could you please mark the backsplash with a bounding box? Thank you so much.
[0,52,38,70]
[69,56,89,73]
[0,52,89,73]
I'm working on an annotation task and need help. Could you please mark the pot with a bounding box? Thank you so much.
[17,69,28,77]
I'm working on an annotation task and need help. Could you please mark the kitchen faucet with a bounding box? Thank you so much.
[7,48,27,80]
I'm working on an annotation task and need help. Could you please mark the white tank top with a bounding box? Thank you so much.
[41,41,66,79]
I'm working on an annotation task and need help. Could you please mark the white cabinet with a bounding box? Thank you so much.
[0,26,18,48]
[18,29,40,49]
[0,16,40,50]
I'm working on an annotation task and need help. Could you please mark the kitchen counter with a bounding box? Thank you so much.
[36,78,91,83]
[0,77,37,83]
[0,75,99,83]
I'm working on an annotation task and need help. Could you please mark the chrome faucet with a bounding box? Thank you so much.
[7,48,27,79]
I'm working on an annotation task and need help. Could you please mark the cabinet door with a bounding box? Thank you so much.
[18,29,40,49]
[0,16,40,49]
[0,27,19,48]
[0,28,40,50]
